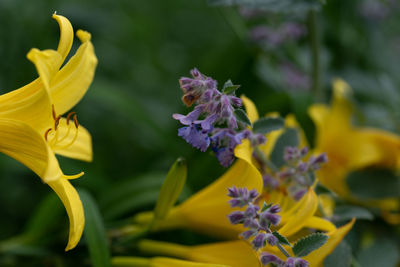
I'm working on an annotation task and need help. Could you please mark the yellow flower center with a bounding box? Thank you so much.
[44,105,79,150]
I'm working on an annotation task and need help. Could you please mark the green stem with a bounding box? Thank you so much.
[254,147,279,173]
[112,257,151,267]
[277,243,291,258]
[307,9,322,101]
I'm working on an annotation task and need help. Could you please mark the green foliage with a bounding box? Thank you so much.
[292,233,328,257]
[333,205,374,222]
[346,168,400,199]
[80,189,111,267]
[324,241,352,267]
[253,117,285,134]
[234,109,252,126]
[152,158,187,228]
[270,127,299,168]
[261,202,272,212]
[272,231,291,247]
[222,79,241,94]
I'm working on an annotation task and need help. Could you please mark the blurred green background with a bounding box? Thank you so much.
[0,0,399,266]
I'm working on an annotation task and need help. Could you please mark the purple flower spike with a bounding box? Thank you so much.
[252,233,267,250]
[227,211,245,224]
[260,253,284,266]
[245,204,260,218]
[178,124,210,152]
[260,211,281,227]
[265,233,278,246]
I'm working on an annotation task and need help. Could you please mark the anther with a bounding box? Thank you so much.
[73,114,79,128]
[66,112,76,125]
[44,128,52,141]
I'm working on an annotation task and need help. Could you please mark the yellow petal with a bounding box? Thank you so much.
[0,79,53,132]
[302,216,336,232]
[47,178,85,251]
[304,219,355,266]
[163,140,262,237]
[240,95,259,123]
[51,118,93,162]
[52,13,74,62]
[0,118,63,182]
[278,189,318,236]
[50,30,98,115]
[27,48,63,92]
[138,240,258,267]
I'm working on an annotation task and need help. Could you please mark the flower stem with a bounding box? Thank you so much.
[277,243,291,258]
[254,147,279,173]
[307,9,322,101]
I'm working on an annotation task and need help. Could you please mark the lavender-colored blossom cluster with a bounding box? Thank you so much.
[263,146,328,201]
[174,68,266,167]
[227,186,309,267]
[250,23,306,48]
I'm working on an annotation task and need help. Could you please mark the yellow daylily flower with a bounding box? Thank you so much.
[0,13,97,250]
[309,79,400,223]
[135,219,354,267]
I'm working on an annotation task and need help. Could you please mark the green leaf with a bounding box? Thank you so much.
[324,240,352,267]
[346,168,400,200]
[272,231,291,247]
[261,202,272,212]
[357,237,400,267]
[152,158,187,227]
[253,117,285,134]
[234,109,252,126]
[79,189,111,267]
[333,205,373,222]
[292,233,328,257]
[270,127,299,168]
[223,79,240,94]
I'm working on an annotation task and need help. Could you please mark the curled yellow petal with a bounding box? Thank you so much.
[27,48,63,92]
[0,79,53,131]
[0,118,63,182]
[52,13,74,62]
[50,29,98,115]
[241,95,259,123]
[302,216,336,232]
[50,118,93,162]
[47,178,85,251]
[304,219,355,266]
[279,189,318,236]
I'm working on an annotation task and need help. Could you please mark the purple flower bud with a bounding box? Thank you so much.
[252,233,267,249]
[291,187,307,201]
[249,189,259,200]
[228,198,242,208]
[297,162,308,173]
[263,174,279,189]
[245,204,260,218]
[268,204,281,214]
[260,211,281,227]
[230,96,242,107]
[300,147,309,156]
[309,153,328,170]
[284,257,309,267]
[214,147,235,167]
[284,257,296,267]
[198,114,218,131]
[244,218,260,229]
[228,211,245,224]
[294,259,309,267]
[173,105,204,125]
[240,230,256,240]
[227,186,239,198]
[260,253,284,266]
[265,233,279,246]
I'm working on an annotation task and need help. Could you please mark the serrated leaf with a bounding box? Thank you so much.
[333,205,373,222]
[234,109,252,126]
[152,158,187,227]
[270,128,299,168]
[272,231,291,246]
[79,189,111,267]
[223,79,240,94]
[346,168,400,200]
[292,233,328,257]
[253,117,284,134]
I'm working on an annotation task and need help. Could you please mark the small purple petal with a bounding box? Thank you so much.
[260,253,284,266]
[227,211,245,225]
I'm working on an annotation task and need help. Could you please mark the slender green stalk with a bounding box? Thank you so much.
[307,10,322,101]
[254,147,279,173]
